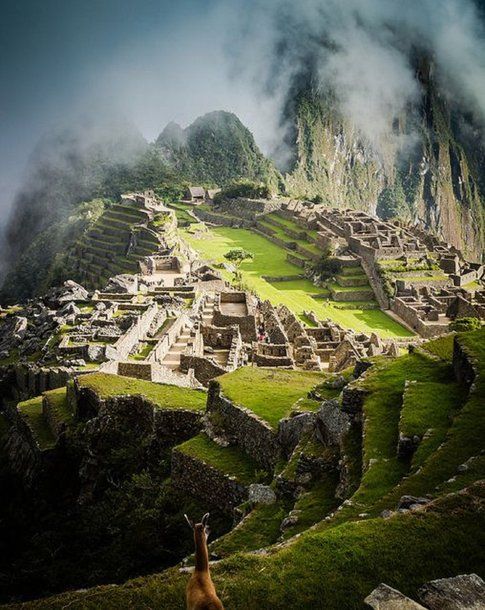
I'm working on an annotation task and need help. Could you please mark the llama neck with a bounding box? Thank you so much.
[194,530,209,572]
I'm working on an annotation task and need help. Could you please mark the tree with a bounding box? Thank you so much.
[224,248,253,287]
[314,255,342,280]
[224,248,253,268]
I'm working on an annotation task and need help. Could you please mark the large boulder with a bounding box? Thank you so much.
[105,274,138,294]
[316,399,350,447]
[418,574,485,610]
[365,584,426,609]
[248,484,276,505]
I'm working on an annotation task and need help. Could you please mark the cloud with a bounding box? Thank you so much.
[226,0,485,159]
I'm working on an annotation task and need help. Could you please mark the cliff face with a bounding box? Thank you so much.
[284,77,484,261]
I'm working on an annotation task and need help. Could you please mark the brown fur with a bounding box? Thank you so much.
[185,516,224,610]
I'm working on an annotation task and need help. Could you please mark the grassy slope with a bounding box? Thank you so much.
[77,373,207,411]
[217,367,329,429]
[375,329,485,507]
[319,351,458,529]
[400,381,463,468]
[14,484,485,610]
[43,387,74,426]
[183,226,413,339]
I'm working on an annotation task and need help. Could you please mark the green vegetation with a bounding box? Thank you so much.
[43,387,74,426]
[449,317,481,332]
[156,111,280,189]
[313,255,342,280]
[4,331,485,608]
[19,484,485,609]
[376,179,409,220]
[421,334,455,360]
[77,373,206,411]
[217,367,329,428]
[176,433,267,485]
[183,226,413,339]
[224,248,253,266]
[211,501,289,557]
[214,179,272,202]
[400,381,464,468]
[281,474,340,539]
[378,329,485,504]
[17,397,56,450]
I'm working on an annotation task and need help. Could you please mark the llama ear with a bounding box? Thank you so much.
[201,512,210,526]
[184,514,194,529]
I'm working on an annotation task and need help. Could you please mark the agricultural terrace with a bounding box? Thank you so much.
[217,367,332,428]
[182,224,413,339]
[77,373,207,411]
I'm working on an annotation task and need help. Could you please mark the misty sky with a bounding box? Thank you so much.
[2,0,485,226]
[0,0,276,223]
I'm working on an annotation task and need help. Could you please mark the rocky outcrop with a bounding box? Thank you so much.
[366,574,485,610]
[418,574,485,610]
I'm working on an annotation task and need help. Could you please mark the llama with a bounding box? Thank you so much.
[184,512,225,610]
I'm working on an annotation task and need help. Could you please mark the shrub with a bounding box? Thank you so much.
[449,317,481,332]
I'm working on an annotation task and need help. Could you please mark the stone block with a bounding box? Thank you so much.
[365,584,426,609]
[418,574,485,610]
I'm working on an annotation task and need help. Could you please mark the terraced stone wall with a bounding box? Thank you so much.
[207,382,280,470]
[171,449,248,512]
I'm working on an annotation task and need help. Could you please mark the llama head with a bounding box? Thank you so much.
[185,512,211,541]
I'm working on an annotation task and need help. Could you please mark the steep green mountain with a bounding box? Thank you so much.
[156,111,281,190]
[284,69,485,261]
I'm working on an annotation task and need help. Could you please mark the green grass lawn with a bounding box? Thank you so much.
[183,226,413,339]
[77,373,207,411]
[175,433,266,484]
[217,367,330,429]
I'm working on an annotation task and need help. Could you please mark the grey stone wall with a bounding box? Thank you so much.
[74,379,203,444]
[207,382,280,470]
[118,361,153,380]
[171,449,248,512]
[453,335,477,386]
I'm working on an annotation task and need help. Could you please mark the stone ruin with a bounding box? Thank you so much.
[275,200,484,336]
[251,301,398,373]
[393,282,485,338]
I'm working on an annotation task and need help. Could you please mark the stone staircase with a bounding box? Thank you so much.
[161,327,192,371]
[201,294,216,325]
